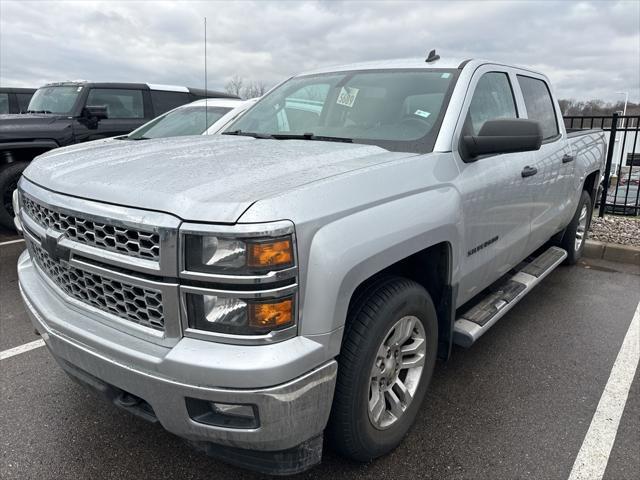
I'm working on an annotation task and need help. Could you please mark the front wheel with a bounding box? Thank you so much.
[0,161,28,229]
[561,190,592,265]
[328,277,438,462]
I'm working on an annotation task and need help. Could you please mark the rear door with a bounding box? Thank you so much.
[453,66,536,305]
[75,88,148,141]
[515,74,573,252]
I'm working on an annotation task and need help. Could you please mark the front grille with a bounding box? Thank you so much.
[22,196,160,261]
[27,240,165,331]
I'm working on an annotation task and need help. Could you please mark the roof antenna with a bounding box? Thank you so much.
[425,49,440,63]
[204,17,208,135]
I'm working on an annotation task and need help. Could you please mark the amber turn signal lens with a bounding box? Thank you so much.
[247,239,293,268]
[248,298,294,329]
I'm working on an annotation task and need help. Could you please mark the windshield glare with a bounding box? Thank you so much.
[27,86,81,114]
[127,106,232,140]
[228,69,456,152]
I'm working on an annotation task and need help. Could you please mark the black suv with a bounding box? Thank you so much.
[0,82,237,228]
[0,88,36,114]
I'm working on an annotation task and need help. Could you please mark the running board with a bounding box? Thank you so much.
[453,246,567,348]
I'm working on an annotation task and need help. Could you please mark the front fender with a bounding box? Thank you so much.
[300,187,462,337]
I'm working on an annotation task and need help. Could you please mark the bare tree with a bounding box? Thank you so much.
[225,75,268,99]
[225,74,244,98]
[243,81,267,99]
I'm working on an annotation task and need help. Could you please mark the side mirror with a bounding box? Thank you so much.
[83,105,109,121]
[462,119,542,160]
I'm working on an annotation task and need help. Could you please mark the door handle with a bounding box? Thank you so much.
[562,154,574,163]
[521,166,538,178]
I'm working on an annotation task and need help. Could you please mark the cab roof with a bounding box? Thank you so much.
[297,57,545,78]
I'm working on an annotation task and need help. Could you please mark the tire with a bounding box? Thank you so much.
[560,190,592,265]
[328,276,438,462]
[0,161,28,229]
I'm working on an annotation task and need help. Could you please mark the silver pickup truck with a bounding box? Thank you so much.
[15,57,605,475]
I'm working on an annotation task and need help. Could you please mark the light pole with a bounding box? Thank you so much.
[615,91,629,116]
[613,92,629,179]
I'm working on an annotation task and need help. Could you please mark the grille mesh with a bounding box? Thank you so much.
[22,196,160,261]
[27,240,165,331]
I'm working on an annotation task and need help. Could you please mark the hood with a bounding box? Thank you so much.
[25,135,414,223]
[0,113,71,141]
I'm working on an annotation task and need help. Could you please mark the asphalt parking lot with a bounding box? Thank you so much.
[1,227,639,480]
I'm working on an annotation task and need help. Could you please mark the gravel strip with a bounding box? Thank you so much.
[589,215,640,247]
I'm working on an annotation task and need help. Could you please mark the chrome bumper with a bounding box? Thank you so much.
[18,251,337,453]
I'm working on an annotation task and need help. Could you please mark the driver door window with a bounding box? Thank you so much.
[86,88,144,119]
[466,72,517,134]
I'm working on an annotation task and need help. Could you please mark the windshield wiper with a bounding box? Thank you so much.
[26,110,53,114]
[270,132,353,143]
[222,130,274,139]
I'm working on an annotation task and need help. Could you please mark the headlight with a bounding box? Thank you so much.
[180,221,298,342]
[185,293,295,335]
[184,235,294,274]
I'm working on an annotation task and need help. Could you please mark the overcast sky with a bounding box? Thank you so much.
[1,0,638,102]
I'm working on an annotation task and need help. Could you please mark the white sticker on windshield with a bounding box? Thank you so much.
[336,87,359,108]
[441,73,451,79]
[77,86,83,92]
[414,109,431,118]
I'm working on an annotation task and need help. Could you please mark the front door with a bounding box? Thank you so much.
[73,88,148,142]
[454,68,537,305]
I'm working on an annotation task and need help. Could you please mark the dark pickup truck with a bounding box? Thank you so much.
[0,81,237,228]
[0,88,36,115]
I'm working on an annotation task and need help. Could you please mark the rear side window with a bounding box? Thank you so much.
[466,72,517,135]
[0,93,8,114]
[86,88,144,119]
[16,93,32,113]
[150,91,191,115]
[517,75,559,140]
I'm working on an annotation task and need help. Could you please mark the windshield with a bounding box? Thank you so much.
[27,85,81,114]
[127,106,232,140]
[227,69,457,152]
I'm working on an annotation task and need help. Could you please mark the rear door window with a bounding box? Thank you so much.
[16,93,32,113]
[86,88,144,119]
[517,75,559,140]
[466,72,518,135]
[150,91,191,115]
[0,94,9,114]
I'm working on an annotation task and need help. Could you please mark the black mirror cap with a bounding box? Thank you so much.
[84,105,109,120]
[463,119,543,159]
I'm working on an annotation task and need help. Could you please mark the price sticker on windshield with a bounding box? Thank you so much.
[336,87,359,108]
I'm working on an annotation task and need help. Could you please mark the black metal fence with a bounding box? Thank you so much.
[564,113,640,216]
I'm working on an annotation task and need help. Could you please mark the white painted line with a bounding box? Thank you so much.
[0,238,25,247]
[568,301,640,480]
[0,339,45,360]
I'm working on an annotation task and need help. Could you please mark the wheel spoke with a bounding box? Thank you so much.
[369,386,385,426]
[401,336,425,356]
[385,388,404,419]
[401,352,425,369]
[393,378,413,405]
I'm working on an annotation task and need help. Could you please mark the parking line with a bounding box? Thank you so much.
[568,301,640,480]
[0,339,45,360]
[0,238,24,247]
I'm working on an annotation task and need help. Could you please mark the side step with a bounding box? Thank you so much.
[453,246,567,348]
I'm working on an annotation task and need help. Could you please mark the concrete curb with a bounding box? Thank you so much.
[584,239,640,265]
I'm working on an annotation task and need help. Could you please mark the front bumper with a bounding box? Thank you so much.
[18,251,337,462]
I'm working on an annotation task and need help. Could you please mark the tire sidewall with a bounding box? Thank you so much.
[0,162,28,228]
